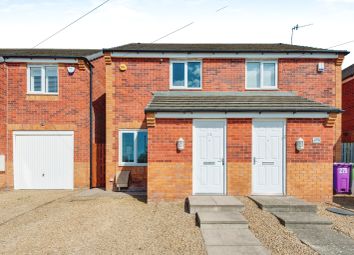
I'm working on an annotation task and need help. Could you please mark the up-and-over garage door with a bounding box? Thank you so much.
[13,131,74,189]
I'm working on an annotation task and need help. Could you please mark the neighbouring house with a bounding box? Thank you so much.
[102,43,348,202]
[0,43,349,203]
[0,49,106,190]
[342,64,354,142]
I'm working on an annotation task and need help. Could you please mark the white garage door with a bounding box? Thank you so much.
[14,131,74,189]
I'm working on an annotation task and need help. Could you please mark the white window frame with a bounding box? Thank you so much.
[27,64,59,95]
[119,129,148,166]
[170,60,202,90]
[245,60,278,90]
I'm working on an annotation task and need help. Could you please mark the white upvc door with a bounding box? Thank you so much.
[193,120,226,194]
[13,131,74,190]
[252,120,285,195]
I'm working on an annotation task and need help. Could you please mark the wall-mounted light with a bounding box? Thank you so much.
[119,64,127,72]
[296,137,304,151]
[177,137,185,151]
[67,66,76,75]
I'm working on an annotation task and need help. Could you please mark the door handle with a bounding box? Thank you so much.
[262,162,275,165]
[253,157,257,165]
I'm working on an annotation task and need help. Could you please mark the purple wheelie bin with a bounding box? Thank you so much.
[333,163,352,194]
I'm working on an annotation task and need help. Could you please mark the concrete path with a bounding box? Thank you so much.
[189,196,270,255]
[250,196,354,255]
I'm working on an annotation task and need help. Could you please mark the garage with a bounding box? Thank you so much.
[13,131,74,189]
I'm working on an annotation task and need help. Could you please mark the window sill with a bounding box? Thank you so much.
[26,94,59,101]
[119,163,147,167]
[169,88,202,90]
[245,88,278,91]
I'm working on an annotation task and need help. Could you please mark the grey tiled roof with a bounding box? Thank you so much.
[145,91,341,113]
[343,64,354,80]
[107,43,348,54]
[0,49,100,58]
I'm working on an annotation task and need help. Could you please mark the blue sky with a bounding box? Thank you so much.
[0,0,354,67]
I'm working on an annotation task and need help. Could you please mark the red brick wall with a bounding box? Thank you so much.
[278,59,336,105]
[92,57,106,144]
[148,118,192,201]
[227,119,252,196]
[287,119,334,201]
[0,62,91,189]
[0,63,7,188]
[342,78,354,142]
[91,57,106,187]
[106,58,170,191]
[147,118,334,201]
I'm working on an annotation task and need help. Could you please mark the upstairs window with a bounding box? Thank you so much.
[119,130,147,166]
[246,61,277,89]
[170,61,201,89]
[28,65,58,94]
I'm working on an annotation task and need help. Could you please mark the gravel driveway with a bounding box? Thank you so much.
[239,197,318,255]
[0,190,206,255]
[318,202,354,240]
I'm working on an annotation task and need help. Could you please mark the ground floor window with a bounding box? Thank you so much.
[119,130,147,166]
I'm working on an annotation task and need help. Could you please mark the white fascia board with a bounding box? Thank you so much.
[111,52,338,59]
[5,58,78,64]
[155,112,329,119]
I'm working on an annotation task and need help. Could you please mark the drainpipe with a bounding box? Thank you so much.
[88,61,93,189]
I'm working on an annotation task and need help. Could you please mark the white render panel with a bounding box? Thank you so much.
[13,131,74,189]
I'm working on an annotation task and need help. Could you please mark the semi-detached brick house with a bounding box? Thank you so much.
[0,43,349,203]
[342,64,354,142]
[103,43,347,202]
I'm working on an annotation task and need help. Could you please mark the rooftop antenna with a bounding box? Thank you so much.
[291,23,313,44]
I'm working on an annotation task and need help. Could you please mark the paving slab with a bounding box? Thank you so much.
[188,196,244,213]
[249,196,317,212]
[206,245,270,255]
[272,212,332,228]
[197,211,248,225]
[201,228,262,246]
[291,226,354,255]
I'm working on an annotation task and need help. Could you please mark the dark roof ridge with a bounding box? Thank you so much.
[105,43,349,55]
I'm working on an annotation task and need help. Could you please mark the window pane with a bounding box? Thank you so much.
[247,63,260,88]
[187,62,201,88]
[122,133,134,163]
[172,63,185,87]
[46,67,58,93]
[137,132,147,163]
[30,67,42,92]
[263,63,276,87]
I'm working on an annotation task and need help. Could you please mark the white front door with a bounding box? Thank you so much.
[14,131,74,189]
[252,120,285,195]
[193,120,225,194]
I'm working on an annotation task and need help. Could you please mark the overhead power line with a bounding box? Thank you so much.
[150,22,195,43]
[291,23,313,45]
[32,0,112,48]
[328,40,354,49]
[150,4,229,44]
